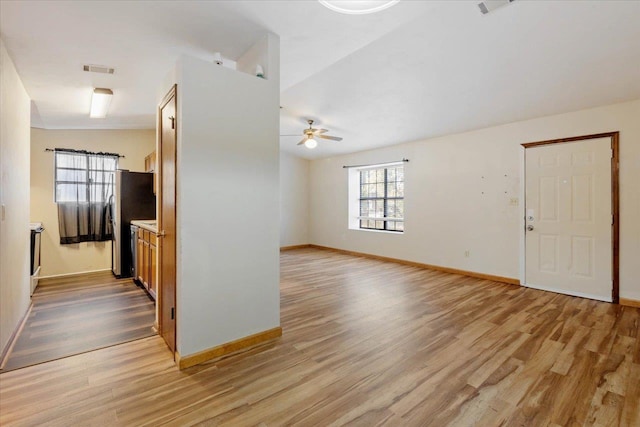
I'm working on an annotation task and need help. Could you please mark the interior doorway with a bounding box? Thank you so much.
[522,132,619,303]
[158,85,177,353]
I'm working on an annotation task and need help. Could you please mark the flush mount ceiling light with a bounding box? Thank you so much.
[89,88,113,118]
[319,0,400,15]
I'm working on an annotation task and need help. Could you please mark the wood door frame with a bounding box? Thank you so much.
[521,131,620,303]
[157,84,177,351]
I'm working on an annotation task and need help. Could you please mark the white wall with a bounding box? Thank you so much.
[30,129,155,277]
[0,40,31,355]
[310,99,640,301]
[174,34,281,357]
[280,151,309,247]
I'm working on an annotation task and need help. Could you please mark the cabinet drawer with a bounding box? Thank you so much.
[149,233,157,246]
[137,229,144,239]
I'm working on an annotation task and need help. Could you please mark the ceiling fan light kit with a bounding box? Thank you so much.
[319,0,400,15]
[292,119,343,149]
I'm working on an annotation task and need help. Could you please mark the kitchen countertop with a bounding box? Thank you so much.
[131,219,157,233]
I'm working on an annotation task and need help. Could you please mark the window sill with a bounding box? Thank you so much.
[349,227,404,235]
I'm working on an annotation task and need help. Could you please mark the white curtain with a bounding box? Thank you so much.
[56,150,117,244]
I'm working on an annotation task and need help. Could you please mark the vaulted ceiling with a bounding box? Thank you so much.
[2,1,639,159]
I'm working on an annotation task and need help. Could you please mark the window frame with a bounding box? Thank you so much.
[357,165,404,232]
[54,151,118,204]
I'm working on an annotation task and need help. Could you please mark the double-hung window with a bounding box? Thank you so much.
[358,165,404,232]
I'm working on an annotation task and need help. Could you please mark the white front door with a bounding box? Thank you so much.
[524,137,612,301]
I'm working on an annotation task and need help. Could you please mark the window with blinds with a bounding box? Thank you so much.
[358,165,404,232]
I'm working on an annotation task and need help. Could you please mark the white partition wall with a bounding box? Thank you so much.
[171,34,281,358]
[0,40,31,356]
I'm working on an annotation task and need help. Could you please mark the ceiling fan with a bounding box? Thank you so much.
[282,120,343,149]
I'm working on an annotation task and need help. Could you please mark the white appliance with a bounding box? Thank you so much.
[29,222,44,295]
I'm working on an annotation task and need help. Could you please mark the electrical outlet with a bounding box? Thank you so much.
[509,197,519,206]
[464,250,470,258]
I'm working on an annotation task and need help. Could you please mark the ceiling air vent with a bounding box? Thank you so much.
[478,0,515,15]
[83,64,115,74]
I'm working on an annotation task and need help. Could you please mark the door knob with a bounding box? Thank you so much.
[527,225,534,231]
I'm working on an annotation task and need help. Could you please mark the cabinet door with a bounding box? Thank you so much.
[142,230,150,288]
[150,242,157,298]
[145,151,158,194]
[137,236,145,284]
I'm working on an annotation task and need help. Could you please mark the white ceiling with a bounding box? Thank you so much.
[2,1,639,159]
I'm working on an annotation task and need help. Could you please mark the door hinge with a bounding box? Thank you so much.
[171,307,175,320]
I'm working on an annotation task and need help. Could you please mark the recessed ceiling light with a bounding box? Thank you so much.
[319,0,400,15]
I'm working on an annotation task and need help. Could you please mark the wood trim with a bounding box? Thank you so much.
[158,83,177,110]
[309,245,520,285]
[521,131,620,303]
[157,84,177,354]
[620,298,640,308]
[521,131,620,148]
[0,302,33,370]
[39,268,111,280]
[280,244,311,251]
[611,132,620,303]
[176,327,282,370]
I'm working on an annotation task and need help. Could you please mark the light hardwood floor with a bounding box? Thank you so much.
[0,248,638,426]
[0,271,156,372]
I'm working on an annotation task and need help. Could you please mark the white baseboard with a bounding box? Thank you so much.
[39,268,112,280]
[523,282,612,303]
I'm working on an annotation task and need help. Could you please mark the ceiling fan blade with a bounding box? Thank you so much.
[317,129,329,134]
[318,135,343,141]
[297,138,307,145]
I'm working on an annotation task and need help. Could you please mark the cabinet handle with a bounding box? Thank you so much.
[157,230,166,237]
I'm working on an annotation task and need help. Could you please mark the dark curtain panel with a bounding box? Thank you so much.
[56,151,117,244]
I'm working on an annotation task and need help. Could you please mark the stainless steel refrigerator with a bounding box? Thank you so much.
[110,170,155,278]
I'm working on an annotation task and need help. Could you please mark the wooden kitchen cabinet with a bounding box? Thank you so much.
[144,151,157,194]
[144,151,156,172]
[137,229,145,284]
[136,227,157,300]
[150,234,157,295]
